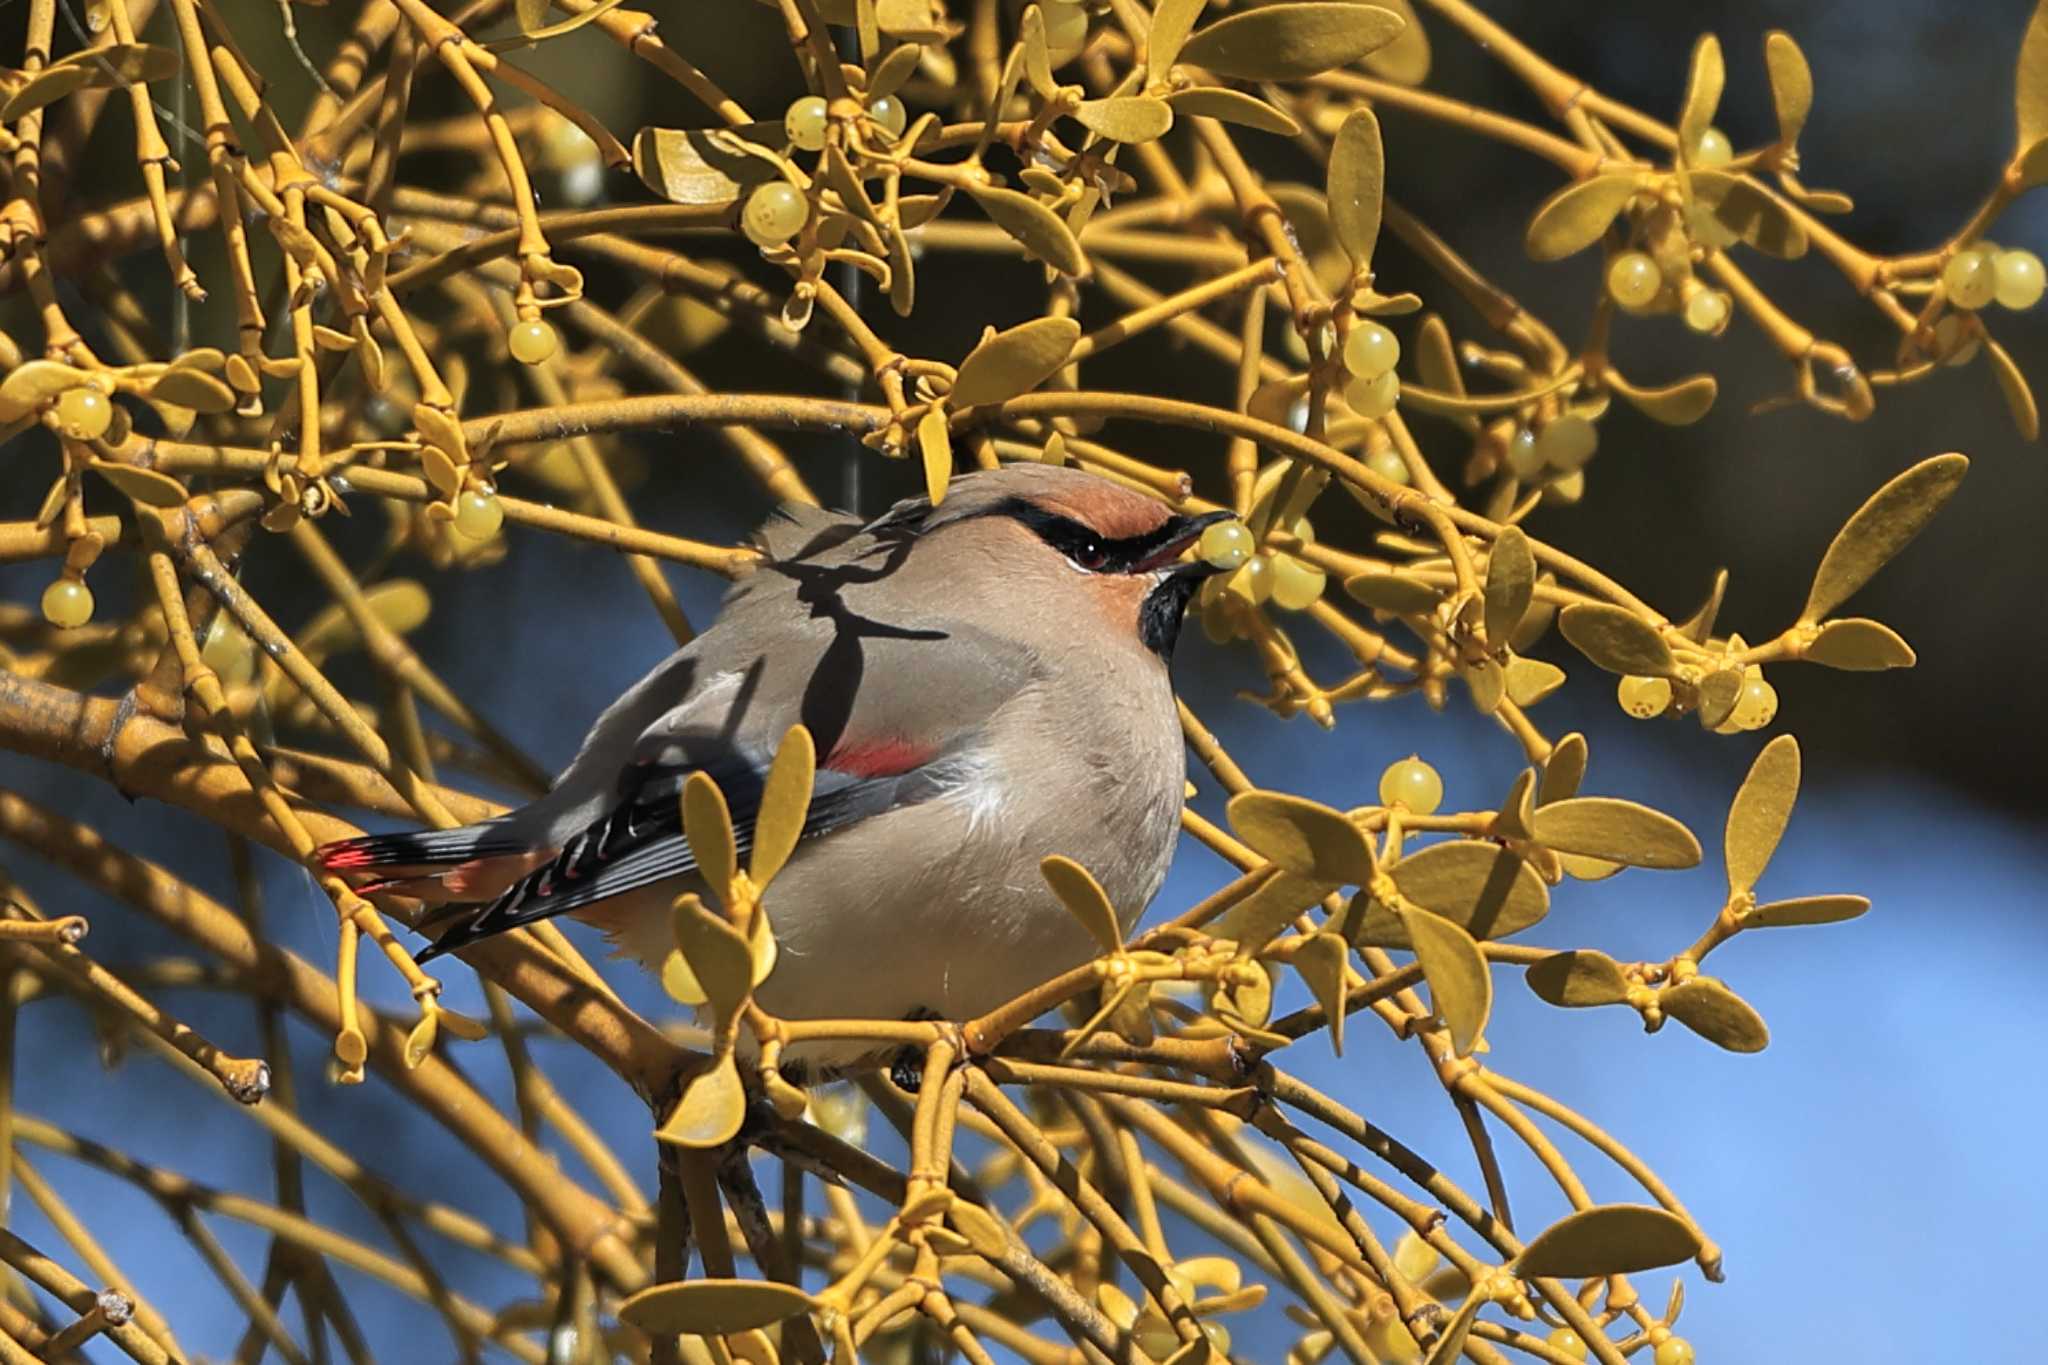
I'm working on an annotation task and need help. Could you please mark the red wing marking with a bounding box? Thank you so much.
[825,737,934,778]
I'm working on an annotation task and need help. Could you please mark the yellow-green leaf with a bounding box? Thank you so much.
[951,316,1081,409]
[618,1277,815,1333]
[751,725,815,887]
[1677,568,1728,643]
[1804,617,1915,670]
[90,463,187,508]
[1660,976,1769,1052]
[1504,656,1565,708]
[1227,790,1377,885]
[1163,86,1299,135]
[631,127,762,205]
[1326,108,1384,272]
[1524,173,1637,262]
[1075,95,1174,143]
[1396,904,1490,1056]
[1532,797,1701,870]
[682,772,738,906]
[1691,172,1808,258]
[1539,732,1588,804]
[949,1200,1011,1258]
[0,359,92,410]
[1463,656,1505,715]
[655,1051,748,1147]
[1696,667,1742,729]
[660,946,708,1007]
[1361,0,1430,85]
[1802,453,1968,621]
[1526,949,1631,1007]
[1514,1205,1702,1278]
[2019,0,2048,152]
[1558,603,1676,677]
[1677,34,1725,164]
[918,404,953,505]
[1616,373,1717,426]
[1493,769,1537,841]
[1021,5,1058,98]
[1040,854,1124,955]
[1219,871,1339,953]
[1344,572,1440,615]
[1415,313,1464,397]
[1177,3,1405,81]
[1482,527,1534,647]
[1292,931,1351,1055]
[868,42,924,102]
[1148,0,1209,76]
[671,895,755,1024]
[1764,30,1812,148]
[1725,734,1799,895]
[966,186,1087,276]
[493,0,628,45]
[147,368,237,414]
[1746,894,1870,929]
[0,44,179,122]
[1986,337,2039,441]
[1362,841,1549,942]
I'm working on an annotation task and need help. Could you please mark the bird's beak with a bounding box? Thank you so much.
[1137,510,1236,575]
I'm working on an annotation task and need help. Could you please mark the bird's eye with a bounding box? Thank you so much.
[1074,540,1108,570]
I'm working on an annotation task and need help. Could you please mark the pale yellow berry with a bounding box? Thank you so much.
[1932,314,1981,367]
[1343,321,1400,379]
[1943,249,1998,310]
[784,95,829,151]
[1224,553,1273,606]
[1198,519,1252,570]
[453,489,504,540]
[742,181,809,248]
[1607,250,1662,309]
[1653,1340,1695,1365]
[866,94,908,139]
[507,319,558,365]
[1617,674,1672,719]
[54,386,113,440]
[1534,414,1598,470]
[41,577,93,629]
[1345,368,1400,419]
[1993,248,2045,309]
[1378,756,1442,814]
[1684,288,1730,334]
[1269,554,1326,610]
[1366,445,1410,486]
[1503,425,1545,480]
[1691,126,1733,167]
[1547,1328,1590,1362]
[1731,674,1778,730]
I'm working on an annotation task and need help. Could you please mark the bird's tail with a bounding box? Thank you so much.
[314,822,546,907]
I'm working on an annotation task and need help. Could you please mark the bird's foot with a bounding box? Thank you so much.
[888,1006,944,1092]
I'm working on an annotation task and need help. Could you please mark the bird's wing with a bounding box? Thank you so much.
[411,746,951,961]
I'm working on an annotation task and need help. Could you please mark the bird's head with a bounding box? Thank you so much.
[919,465,1233,659]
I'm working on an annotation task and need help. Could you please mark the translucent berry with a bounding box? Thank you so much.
[742,182,809,248]
[1731,674,1778,730]
[1691,126,1733,167]
[1504,425,1545,480]
[202,612,258,689]
[1043,0,1088,57]
[1932,314,1981,367]
[1943,249,1998,310]
[453,489,504,540]
[41,576,93,629]
[866,94,908,139]
[1684,288,1730,334]
[1269,554,1326,610]
[1345,368,1400,419]
[1654,1340,1695,1365]
[1547,1328,1590,1362]
[1343,320,1400,379]
[1198,519,1252,570]
[1378,756,1443,814]
[1225,553,1273,606]
[54,386,113,440]
[1607,250,1662,309]
[1366,445,1410,486]
[507,319,558,365]
[1534,413,1598,470]
[1993,248,2045,310]
[784,95,830,151]
[1617,674,1672,719]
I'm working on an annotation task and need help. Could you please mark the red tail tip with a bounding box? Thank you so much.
[316,842,373,870]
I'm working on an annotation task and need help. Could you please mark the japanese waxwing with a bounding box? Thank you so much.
[315,464,1232,1073]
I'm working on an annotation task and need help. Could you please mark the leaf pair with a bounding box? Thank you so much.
[920,317,1083,503]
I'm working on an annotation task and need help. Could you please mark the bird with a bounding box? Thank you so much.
[314,464,1232,1073]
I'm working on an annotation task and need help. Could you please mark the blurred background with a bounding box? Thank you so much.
[3,0,2045,1360]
